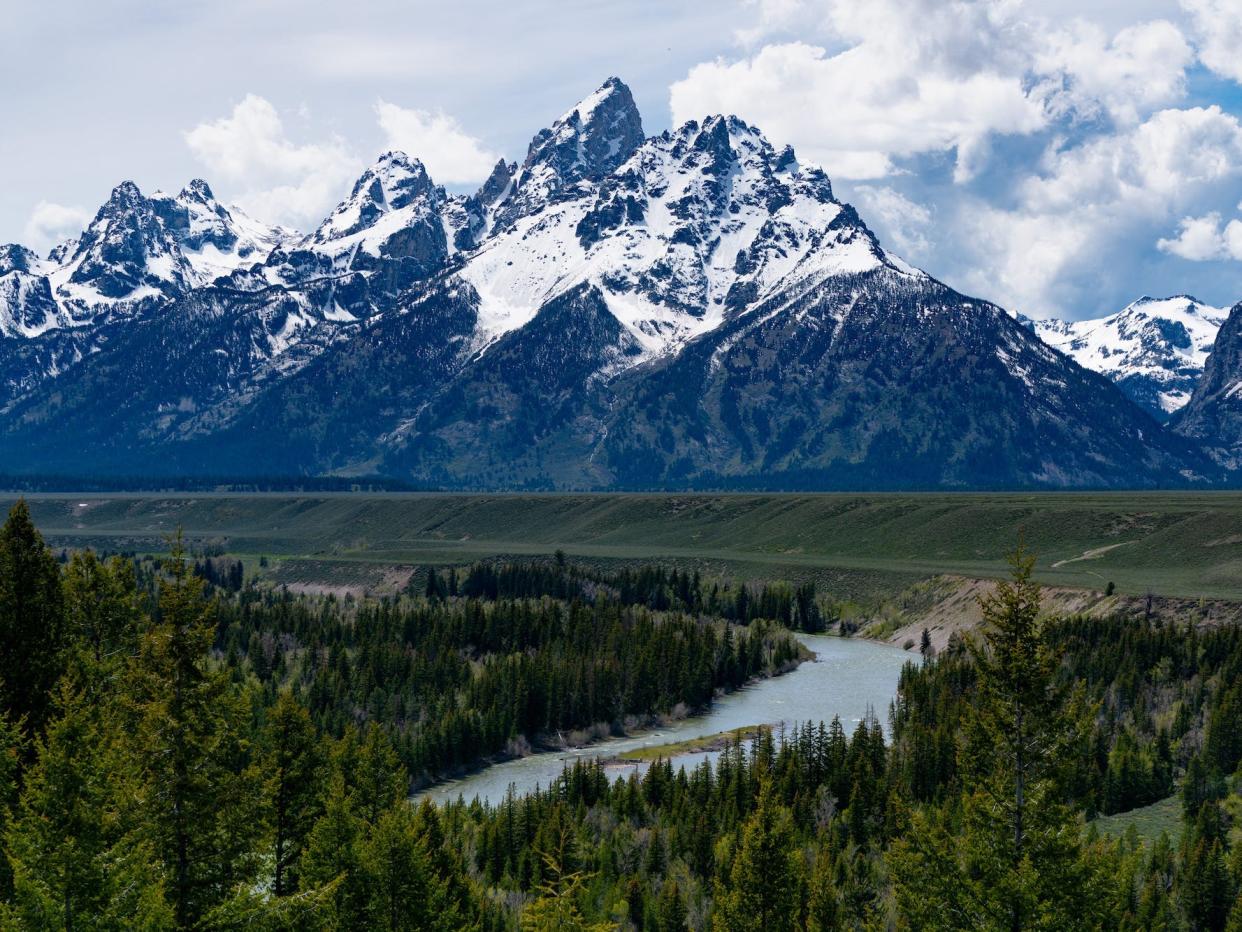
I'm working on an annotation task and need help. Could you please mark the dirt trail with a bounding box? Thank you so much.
[1050,541,1134,568]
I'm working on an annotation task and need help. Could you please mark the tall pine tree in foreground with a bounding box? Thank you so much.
[712,781,805,931]
[0,500,65,739]
[119,535,263,927]
[890,545,1104,930]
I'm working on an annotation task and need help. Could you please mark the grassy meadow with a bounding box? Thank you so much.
[7,490,1242,601]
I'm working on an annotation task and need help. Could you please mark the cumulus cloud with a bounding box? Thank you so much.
[184,94,360,230]
[23,201,92,255]
[1158,211,1242,260]
[374,102,499,184]
[672,0,1048,182]
[851,186,933,256]
[673,0,1197,184]
[1036,19,1192,125]
[680,0,1242,318]
[1181,0,1242,83]
[955,106,1242,316]
[671,43,1042,182]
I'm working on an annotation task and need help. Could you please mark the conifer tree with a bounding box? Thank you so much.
[656,878,687,931]
[890,546,1102,930]
[120,534,263,927]
[0,713,21,900]
[712,782,803,932]
[360,804,454,931]
[263,690,324,897]
[0,500,65,737]
[301,771,369,927]
[4,682,173,928]
[62,550,140,676]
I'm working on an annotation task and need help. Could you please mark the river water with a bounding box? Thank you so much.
[420,634,915,806]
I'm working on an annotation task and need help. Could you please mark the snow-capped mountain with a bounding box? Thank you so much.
[1172,302,1242,466]
[1023,295,1229,421]
[0,78,1221,488]
[0,179,288,336]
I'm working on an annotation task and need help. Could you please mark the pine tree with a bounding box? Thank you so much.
[806,846,841,931]
[0,712,21,899]
[360,804,454,931]
[62,550,140,676]
[0,500,66,737]
[263,690,324,897]
[301,771,369,928]
[656,878,687,931]
[4,682,173,928]
[519,850,607,932]
[1181,837,1234,932]
[889,546,1103,930]
[712,782,803,932]
[348,724,408,826]
[120,534,263,927]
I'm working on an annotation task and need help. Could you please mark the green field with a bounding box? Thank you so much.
[9,491,1242,601]
[1091,796,1183,846]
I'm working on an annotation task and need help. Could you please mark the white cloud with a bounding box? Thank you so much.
[956,106,1242,315]
[1181,0,1242,83]
[1158,211,1242,260]
[1036,19,1192,125]
[673,0,1198,186]
[374,102,499,185]
[671,39,1045,182]
[851,186,932,256]
[23,201,92,254]
[184,94,360,230]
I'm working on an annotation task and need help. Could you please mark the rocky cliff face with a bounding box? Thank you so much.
[1171,302,1242,467]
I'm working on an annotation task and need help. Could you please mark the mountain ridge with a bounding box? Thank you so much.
[0,78,1226,489]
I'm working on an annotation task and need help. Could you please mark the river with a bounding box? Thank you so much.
[420,634,915,806]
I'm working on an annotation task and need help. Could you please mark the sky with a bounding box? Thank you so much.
[3,0,1242,320]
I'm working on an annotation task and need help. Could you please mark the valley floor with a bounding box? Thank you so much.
[14,490,1242,603]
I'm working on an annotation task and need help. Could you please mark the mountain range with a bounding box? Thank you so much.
[1,77,1239,490]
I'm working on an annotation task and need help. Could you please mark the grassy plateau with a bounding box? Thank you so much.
[8,491,1242,602]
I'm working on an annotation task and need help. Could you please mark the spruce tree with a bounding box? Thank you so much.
[120,534,263,927]
[0,712,24,900]
[0,500,65,737]
[301,771,369,928]
[263,690,324,897]
[656,878,687,931]
[4,682,173,928]
[62,550,140,675]
[889,546,1103,930]
[712,782,803,932]
[360,804,454,931]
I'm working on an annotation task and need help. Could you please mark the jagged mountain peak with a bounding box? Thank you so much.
[493,77,645,228]
[458,105,897,364]
[553,76,641,139]
[311,151,439,245]
[0,77,1224,491]
[1026,294,1231,420]
[475,158,515,208]
[0,244,42,276]
[179,178,217,203]
[1172,300,1242,461]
